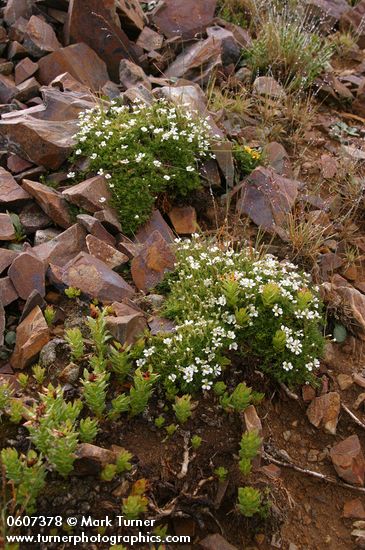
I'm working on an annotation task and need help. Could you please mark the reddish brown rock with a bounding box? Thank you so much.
[49,252,134,303]
[19,289,46,323]
[65,0,138,81]
[119,59,151,91]
[22,179,71,229]
[165,37,222,85]
[136,26,163,51]
[337,373,353,391]
[253,76,286,98]
[94,209,122,233]
[306,392,341,435]
[0,249,18,274]
[215,141,235,188]
[244,405,262,433]
[62,176,112,213]
[37,44,110,91]
[8,252,46,300]
[135,210,174,244]
[19,203,51,234]
[0,299,4,346]
[0,213,15,241]
[77,214,115,246]
[32,223,87,266]
[4,0,33,26]
[15,76,40,103]
[343,498,365,519]
[0,277,18,306]
[0,167,30,204]
[23,15,62,58]
[74,443,117,475]
[116,0,146,33]
[306,0,349,29]
[330,435,365,486]
[10,306,50,370]
[106,313,147,345]
[264,142,293,178]
[302,385,316,402]
[0,114,78,170]
[131,230,176,292]
[86,235,129,269]
[0,74,17,103]
[199,534,238,550]
[152,0,217,40]
[236,167,299,236]
[321,282,365,341]
[7,153,33,173]
[168,206,197,235]
[15,57,38,85]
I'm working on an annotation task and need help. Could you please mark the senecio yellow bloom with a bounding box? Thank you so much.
[243,146,261,160]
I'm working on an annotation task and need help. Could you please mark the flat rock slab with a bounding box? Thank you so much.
[86,235,129,269]
[152,0,217,39]
[131,230,176,292]
[306,392,341,435]
[49,251,135,303]
[8,252,46,300]
[62,176,112,213]
[0,167,30,203]
[32,223,87,267]
[37,43,110,91]
[22,179,72,229]
[0,115,78,170]
[0,213,16,241]
[0,249,19,274]
[330,435,365,486]
[0,277,18,306]
[10,306,50,370]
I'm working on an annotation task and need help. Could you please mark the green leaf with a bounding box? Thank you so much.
[333,324,347,343]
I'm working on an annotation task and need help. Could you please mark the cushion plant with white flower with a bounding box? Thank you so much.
[131,236,325,395]
[69,99,216,235]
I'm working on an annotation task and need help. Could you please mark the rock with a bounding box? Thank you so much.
[152,0,217,40]
[0,115,78,170]
[199,533,238,550]
[236,167,299,236]
[106,313,148,345]
[10,306,50,370]
[23,15,62,58]
[119,59,151,91]
[62,176,112,213]
[135,210,174,244]
[15,76,40,102]
[0,249,18,275]
[337,373,353,391]
[22,179,71,229]
[0,277,18,306]
[344,499,365,519]
[131,230,176,292]
[19,203,51,234]
[86,235,129,269]
[34,228,62,246]
[244,405,262,433]
[306,392,341,435]
[59,362,80,385]
[15,57,38,85]
[321,282,365,341]
[49,252,134,303]
[65,0,139,81]
[264,142,293,178]
[207,25,241,66]
[77,214,115,246]
[0,167,30,204]
[165,37,222,86]
[330,435,365,485]
[4,0,33,26]
[354,393,365,410]
[0,74,18,103]
[354,374,365,389]
[19,289,46,323]
[94,209,122,234]
[0,213,15,241]
[341,0,365,48]
[37,44,110,91]
[261,464,281,479]
[32,223,87,266]
[168,207,197,235]
[253,76,286,98]
[149,316,176,335]
[8,252,45,300]
[136,26,163,51]
[215,141,235,188]
[302,385,316,402]
[39,338,68,370]
[116,0,147,33]
[74,443,117,475]
[306,0,350,29]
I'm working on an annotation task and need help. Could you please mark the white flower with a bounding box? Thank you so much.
[272,304,283,317]
[91,153,98,160]
[97,168,104,175]
[105,173,112,179]
[153,160,162,167]
[67,172,75,179]
[186,166,194,172]
[99,197,107,204]
[163,175,171,181]
[75,149,82,155]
